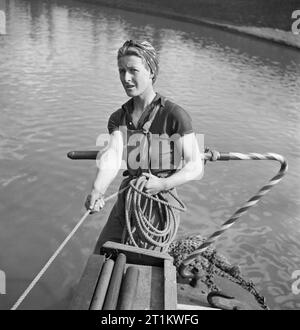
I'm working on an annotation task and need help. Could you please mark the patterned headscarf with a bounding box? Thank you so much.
[117,40,159,83]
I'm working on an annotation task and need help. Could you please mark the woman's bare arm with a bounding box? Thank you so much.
[87,130,123,211]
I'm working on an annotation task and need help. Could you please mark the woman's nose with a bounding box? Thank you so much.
[124,71,132,82]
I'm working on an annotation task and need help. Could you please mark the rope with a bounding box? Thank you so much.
[12,150,288,306]
[10,189,126,310]
[180,152,288,274]
[122,175,186,252]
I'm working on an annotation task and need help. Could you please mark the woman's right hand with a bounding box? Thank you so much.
[85,189,105,213]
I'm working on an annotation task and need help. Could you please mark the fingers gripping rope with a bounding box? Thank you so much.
[10,189,125,310]
[180,152,288,277]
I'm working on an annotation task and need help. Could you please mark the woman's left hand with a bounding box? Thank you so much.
[143,173,166,195]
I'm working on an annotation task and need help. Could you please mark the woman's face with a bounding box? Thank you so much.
[118,55,153,97]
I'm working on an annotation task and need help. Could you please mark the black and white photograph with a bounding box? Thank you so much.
[0,0,299,313]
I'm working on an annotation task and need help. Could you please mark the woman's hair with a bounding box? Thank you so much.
[117,40,159,83]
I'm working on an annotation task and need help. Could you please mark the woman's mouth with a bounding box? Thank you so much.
[125,84,135,90]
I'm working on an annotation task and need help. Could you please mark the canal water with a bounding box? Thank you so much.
[0,0,299,310]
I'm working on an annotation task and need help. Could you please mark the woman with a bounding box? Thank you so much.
[85,40,203,252]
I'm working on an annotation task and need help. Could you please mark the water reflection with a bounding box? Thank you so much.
[0,0,299,310]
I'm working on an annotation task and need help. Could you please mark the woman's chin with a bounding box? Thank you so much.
[125,91,134,97]
[124,88,138,97]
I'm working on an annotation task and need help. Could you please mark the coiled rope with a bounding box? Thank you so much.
[180,151,288,277]
[122,175,186,252]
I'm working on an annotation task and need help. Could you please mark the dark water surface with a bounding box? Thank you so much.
[0,0,299,309]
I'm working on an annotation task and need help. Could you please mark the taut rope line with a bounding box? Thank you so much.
[180,152,288,277]
[10,188,127,310]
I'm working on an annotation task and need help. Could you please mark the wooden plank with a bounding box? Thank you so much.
[150,265,164,310]
[130,264,151,309]
[126,264,164,310]
[101,241,173,267]
[164,259,177,310]
[69,254,105,310]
